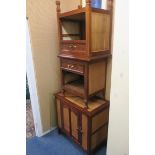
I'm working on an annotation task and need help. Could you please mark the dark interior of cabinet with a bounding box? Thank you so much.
[63,71,84,95]
[60,13,86,41]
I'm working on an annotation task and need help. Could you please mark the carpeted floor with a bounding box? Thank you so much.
[26,129,107,155]
[26,99,35,139]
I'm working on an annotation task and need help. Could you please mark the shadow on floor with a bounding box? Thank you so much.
[26,129,107,155]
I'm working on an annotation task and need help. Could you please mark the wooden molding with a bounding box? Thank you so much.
[56,0,61,13]
[107,0,113,10]
[86,0,91,6]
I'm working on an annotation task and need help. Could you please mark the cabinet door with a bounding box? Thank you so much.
[62,104,70,134]
[71,108,82,144]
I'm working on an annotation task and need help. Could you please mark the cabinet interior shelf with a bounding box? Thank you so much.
[64,79,84,97]
[64,72,84,97]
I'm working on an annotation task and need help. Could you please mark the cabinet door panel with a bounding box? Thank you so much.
[71,108,82,144]
[63,104,70,133]
[71,111,78,139]
[82,114,88,150]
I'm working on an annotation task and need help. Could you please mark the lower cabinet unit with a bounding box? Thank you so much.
[55,92,109,155]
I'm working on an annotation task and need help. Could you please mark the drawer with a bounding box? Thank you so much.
[61,61,84,75]
[61,42,86,52]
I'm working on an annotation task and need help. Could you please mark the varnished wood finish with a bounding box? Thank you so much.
[55,92,109,154]
[56,0,112,61]
[108,0,114,53]
[91,124,108,150]
[55,1,114,154]
[58,52,111,62]
[61,42,86,53]
[63,104,70,133]
[92,108,109,133]
[71,110,78,140]
[59,8,86,19]
[91,12,111,52]
[60,57,107,106]
[56,99,62,128]
[56,0,62,47]
[82,114,88,150]
[107,0,113,10]
[61,59,84,75]
[89,61,106,94]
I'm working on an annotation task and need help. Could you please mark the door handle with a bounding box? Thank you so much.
[76,128,83,134]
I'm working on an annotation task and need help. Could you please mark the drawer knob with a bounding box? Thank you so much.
[73,45,77,48]
[67,64,74,68]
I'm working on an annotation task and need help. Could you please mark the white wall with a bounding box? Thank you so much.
[106,0,129,155]
[26,20,43,136]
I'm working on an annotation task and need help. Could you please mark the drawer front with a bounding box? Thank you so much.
[61,43,86,52]
[61,61,84,75]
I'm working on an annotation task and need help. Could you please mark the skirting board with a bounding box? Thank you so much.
[39,127,57,137]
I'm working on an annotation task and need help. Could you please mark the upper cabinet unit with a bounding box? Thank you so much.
[56,0,112,61]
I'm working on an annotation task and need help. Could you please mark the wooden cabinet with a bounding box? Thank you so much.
[54,0,113,154]
[56,0,112,61]
[55,92,109,154]
[60,58,108,107]
[56,0,112,107]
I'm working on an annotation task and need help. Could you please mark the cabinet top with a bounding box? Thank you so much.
[59,7,111,19]
[55,92,109,116]
[56,0,111,20]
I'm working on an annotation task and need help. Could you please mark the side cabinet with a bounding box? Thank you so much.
[55,93,109,154]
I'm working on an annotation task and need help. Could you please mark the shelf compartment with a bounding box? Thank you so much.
[63,71,85,98]
[61,19,85,41]
[64,79,85,98]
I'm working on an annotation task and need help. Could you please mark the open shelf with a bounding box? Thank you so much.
[56,1,112,60]
[60,11,86,41]
[64,80,84,96]
[63,71,84,97]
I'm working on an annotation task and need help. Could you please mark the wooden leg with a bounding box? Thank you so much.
[61,89,65,95]
[84,98,89,108]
